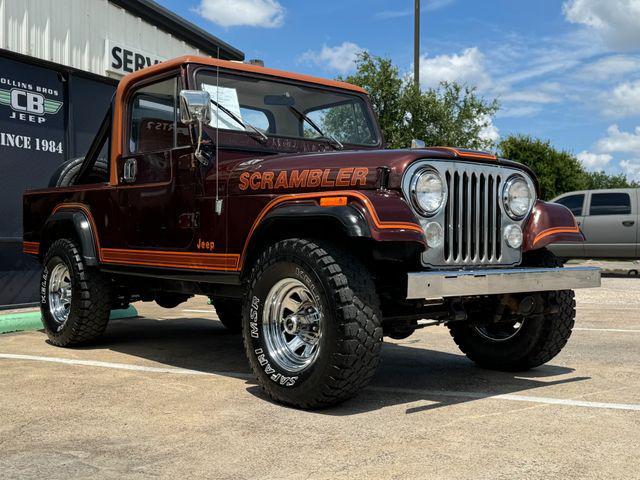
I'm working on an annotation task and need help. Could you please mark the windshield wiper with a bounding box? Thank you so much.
[209,98,269,144]
[288,105,344,150]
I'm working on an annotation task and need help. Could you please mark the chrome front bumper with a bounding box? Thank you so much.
[406,267,601,300]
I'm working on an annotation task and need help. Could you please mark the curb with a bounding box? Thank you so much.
[0,306,139,335]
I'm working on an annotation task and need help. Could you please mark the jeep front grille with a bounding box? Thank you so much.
[443,170,502,264]
[402,160,536,268]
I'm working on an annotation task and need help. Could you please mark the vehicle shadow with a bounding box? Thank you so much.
[90,315,588,415]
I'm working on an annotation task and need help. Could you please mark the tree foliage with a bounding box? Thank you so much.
[339,52,499,150]
[498,135,638,200]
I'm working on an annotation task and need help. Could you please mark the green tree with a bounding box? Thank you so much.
[338,52,499,150]
[498,134,638,200]
[498,135,587,200]
[583,170,639,190]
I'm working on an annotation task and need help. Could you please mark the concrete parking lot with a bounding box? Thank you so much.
[1,278,639,479]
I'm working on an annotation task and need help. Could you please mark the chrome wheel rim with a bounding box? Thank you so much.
[48,262,72,326]
[262,278,323,372]
[475,320,524,342]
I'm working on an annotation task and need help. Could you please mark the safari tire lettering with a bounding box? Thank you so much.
[242,238,383,408]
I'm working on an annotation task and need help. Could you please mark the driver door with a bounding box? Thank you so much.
[115,75,198,251]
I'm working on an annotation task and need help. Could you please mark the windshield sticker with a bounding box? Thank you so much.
[201,84,244,131]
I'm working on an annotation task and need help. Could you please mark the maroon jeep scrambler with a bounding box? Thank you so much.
[23,56,600,408]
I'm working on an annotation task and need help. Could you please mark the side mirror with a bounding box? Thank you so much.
[179,90,211,124]
[179,90,211,166]
[411,139,426,149]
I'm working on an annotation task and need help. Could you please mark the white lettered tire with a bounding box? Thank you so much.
[242,239,382,409]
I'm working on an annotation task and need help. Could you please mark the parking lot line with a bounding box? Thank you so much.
[368,387,640,411]
[574,327,640,333]
[0,353,252,380]
[2,352,639,412]
[182,309,213,314]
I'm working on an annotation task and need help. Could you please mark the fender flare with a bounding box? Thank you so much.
[239,190,426,271]
[259,203,372,237]
[523,200,584,251]
[42,209,99,266]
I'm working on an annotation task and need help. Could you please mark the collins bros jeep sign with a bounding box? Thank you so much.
[0,81,62,125]
[0,59,64,157]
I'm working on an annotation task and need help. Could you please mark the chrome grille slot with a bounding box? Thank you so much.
[403,160,535,268]
[445,170,502,263]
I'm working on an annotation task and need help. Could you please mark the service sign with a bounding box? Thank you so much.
[105,40,166,76]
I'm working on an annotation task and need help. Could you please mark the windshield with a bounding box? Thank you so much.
[196,71,379,147]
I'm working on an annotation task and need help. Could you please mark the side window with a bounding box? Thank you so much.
[128,77,177,154]
[556,194,584,216]
[589,193,632,216]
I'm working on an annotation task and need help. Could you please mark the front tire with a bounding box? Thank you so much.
[41,239,112,346]
[448,249,575,371]
[242,239,383,409]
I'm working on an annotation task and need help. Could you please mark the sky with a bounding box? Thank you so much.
[155,0,640,180]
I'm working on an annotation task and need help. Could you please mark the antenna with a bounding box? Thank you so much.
[215,47,222,215]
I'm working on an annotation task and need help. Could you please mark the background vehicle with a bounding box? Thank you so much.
[550,188,639,259]
[22,56,600,409]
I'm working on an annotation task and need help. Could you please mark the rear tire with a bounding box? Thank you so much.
[242,238,383,409]
[211,298,242,333]
[41,239,112,346]
[448,249,575,371]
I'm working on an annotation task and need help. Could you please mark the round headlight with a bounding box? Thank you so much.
[411,169,446,216]
[503,175,534,219]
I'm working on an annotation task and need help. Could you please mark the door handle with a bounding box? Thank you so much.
[622,220,635,227]
[123,158,137,183]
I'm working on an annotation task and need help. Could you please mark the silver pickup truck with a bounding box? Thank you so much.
[550,188,639,259]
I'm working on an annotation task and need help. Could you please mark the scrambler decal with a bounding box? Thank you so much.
[239,167,369,191]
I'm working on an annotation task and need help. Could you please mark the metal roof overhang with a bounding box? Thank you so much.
[109,0,245,61]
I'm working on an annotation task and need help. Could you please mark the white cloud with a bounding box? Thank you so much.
[194,0,284,28]
[576,150,613,169]
[620,159,640,180]
[602,80,640,117]
[496,105,543,118]
[595,125,640,153]
[576,55,640,81]
[419,47,492,90]
[563,0,640,50]
[376,0,455,19]
[299,42,364,74]
[499,90,560,104]
[477,115,500,144]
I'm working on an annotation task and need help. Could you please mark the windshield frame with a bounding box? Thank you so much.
[192,66,383,149]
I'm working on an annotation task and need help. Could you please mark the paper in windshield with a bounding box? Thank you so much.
[201,84,245,131]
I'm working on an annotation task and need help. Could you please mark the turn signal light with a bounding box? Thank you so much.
[320,196,348,207]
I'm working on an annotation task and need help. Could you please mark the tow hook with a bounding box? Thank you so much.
[449,299,467,321]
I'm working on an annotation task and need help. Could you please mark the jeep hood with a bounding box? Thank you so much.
[227,147,534,195]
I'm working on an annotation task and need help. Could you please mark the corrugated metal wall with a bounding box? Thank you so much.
[0,0,206,77]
